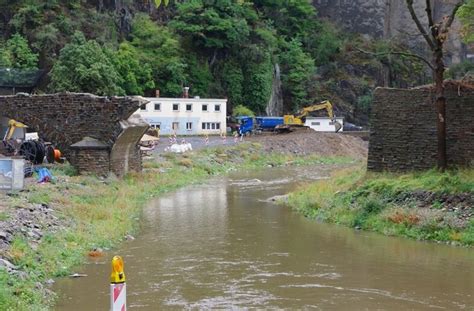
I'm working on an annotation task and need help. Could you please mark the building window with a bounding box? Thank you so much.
[201,122,220,130]
[311,122,321,126]
[150,123,161,129]
[202,104,208,112]
[173,103,179,111]
[329,121,335,125]
[154,103,161,111]
[140,104,147,111]
[186,122,192,130]
[172,122,179,130]
[186,104,192,111]
[214,104,220,112]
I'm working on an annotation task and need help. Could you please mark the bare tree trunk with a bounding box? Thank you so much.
[434,57,447,170]
[404,0,465,171]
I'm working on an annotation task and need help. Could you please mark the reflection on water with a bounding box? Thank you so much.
[55,166,474,310]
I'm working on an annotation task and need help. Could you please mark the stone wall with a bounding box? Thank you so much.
[368,83,474,171]
[0,92,149,176]
[70,148,110,177]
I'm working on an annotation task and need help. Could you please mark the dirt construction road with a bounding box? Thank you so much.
[154,131,368,159]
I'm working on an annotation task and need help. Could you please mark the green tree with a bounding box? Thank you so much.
[312,22,343,65]
[8,1,118,69]
[49,32,123,95]
[1,34,38,69]
[458,0,474,43]
[252,0,317,37]
[170,0,255,60]
[0,48,11,67]
[232,104,255,117]
[130,14,186,96]
[186,55,213,97]
[221,59,244,106]
[242,49,273,114]
[279,39,315,110]
[114,42,155,95]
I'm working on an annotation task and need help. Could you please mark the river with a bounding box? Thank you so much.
[55,166,474,310]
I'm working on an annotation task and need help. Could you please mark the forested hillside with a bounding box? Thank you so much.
[0,0,471,123]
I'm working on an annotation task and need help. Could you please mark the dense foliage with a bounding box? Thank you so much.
[49,32,123,95]
[0,0,469,120]
[458,0,474,43]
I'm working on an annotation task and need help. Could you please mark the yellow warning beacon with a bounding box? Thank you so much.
[110,256,126,284]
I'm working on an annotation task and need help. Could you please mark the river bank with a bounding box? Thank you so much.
[288,166,474,246]
[0,142,357,310]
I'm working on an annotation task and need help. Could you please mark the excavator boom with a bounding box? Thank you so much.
[3,119,28,141]
[282,100,341,133]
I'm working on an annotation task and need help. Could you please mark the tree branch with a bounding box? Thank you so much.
[405,0,435,49]
[425,0,434,28]
[354,47,435,71]
[442,0,466,33]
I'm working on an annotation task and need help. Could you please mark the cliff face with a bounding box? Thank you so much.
[313,0,466,64]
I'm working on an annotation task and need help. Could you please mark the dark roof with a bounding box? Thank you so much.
[70,137,109,150]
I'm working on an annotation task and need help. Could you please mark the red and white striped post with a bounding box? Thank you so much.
[172,132,177,144]
[221,132,226,145]
[110,256,126,311]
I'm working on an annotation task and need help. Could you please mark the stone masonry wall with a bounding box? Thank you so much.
[110,115,148,176]
[368,83,474,171]
[70,149,110,177]
[0,92,149,176]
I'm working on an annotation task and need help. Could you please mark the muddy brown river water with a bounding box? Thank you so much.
[55,166,474,310]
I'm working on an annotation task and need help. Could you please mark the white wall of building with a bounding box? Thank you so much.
[135,97,227,135]
[305,117,344,132]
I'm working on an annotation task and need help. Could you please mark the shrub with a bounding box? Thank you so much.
[232,104,255,117]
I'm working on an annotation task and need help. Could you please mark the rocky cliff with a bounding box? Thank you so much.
[313,0,466,64]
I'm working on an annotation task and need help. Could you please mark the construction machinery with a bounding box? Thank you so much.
[1,119,49,164]
[277,100,342,133]
[2,119,28,155]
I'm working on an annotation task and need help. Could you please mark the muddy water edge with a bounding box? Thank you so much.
[54,165,474,310]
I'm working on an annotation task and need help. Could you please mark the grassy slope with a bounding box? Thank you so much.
[0,143,353,310]
[288,166,474,246]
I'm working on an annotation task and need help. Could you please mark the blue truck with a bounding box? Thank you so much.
[255,117,284,132]
[229,116,284,135]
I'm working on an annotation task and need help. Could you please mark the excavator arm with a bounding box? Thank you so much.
[3,119,27,141]
[294,100,341,132]
[296,100,334,120]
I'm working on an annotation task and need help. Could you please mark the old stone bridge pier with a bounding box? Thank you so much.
[0,92,149,177]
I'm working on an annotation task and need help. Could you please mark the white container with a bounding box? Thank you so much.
[0,158,24,190]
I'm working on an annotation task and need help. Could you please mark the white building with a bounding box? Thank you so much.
[305,117,344,132]
[136,97,227,135]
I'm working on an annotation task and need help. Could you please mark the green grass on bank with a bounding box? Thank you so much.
[0,143,354,310]
[288,167,474,246]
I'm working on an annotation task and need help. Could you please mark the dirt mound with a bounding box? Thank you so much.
[248,131,368,159]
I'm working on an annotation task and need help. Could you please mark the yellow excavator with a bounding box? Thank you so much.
[3,119,28,141]
[279,100,342,133]
[2,119,28,156]
[2,119,50,164]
